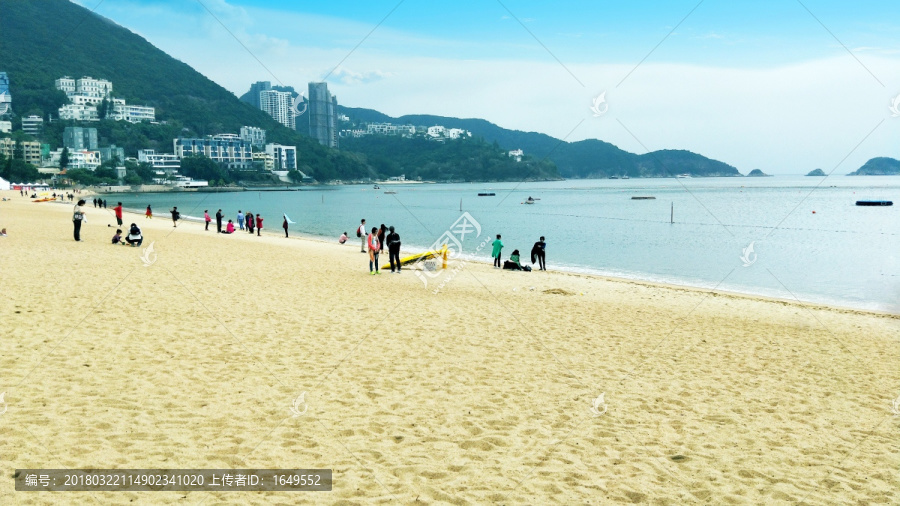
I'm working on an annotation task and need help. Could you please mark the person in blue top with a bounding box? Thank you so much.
[491,234,503,268]
[531,236,546,271]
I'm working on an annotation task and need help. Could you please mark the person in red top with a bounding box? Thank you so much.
[255,214,263,236]
[367,226,381,274]
[204,210,211,231]
[113,202,124,226]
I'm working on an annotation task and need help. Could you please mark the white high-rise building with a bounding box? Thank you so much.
[265,143,297,171]
[259,90,295,130]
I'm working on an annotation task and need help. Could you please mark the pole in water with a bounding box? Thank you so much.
[460,198,462,212]
[670,202,674,224]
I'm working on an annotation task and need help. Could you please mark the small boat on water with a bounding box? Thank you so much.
[856,200,893,206]
[478,192,495,196]
[524,196,536,204]
[384,191,397,195]
[676,174,692,178]
[373,184,381,189]
[631,196,656,200]
[622,175,630,179]
[608,175,619,179]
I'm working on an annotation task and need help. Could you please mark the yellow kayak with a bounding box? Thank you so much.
[382,245,447,270]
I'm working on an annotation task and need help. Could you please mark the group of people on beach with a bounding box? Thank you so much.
[491,234,547,271]
[353,218,402,275]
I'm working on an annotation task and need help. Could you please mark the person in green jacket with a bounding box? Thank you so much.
[504,249,525,270]
[492,234,503,268]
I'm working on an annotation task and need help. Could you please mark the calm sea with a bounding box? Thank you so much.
[113,176,899,313]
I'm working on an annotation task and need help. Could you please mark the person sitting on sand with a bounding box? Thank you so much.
[112,229,124,245]
[503,249,526,271]
[339,232,348,244]
[1,228,7,237]
[225,220,235,234]
[126,223,143,247]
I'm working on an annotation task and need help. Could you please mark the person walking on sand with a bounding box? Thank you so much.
[386,226,402,273]
[367,226,381,274]
[357,219,367,253]
[216,209,223,233]
[145,204,152,219]
[256,214,263,236]
[73,199,87,241]
[113,202,124,227]
[531,236,546,271]
[237,210,244,230]
[204,210,211,231]
[171,206,180,227]
[246,212,254,234]
[282,215,289,238]
[492,234,503,268]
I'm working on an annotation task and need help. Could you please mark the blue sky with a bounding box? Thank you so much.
[73,0,900,173]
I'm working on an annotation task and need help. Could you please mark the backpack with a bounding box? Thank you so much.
[356,228,362,238]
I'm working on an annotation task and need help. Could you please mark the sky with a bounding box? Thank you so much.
[71,0,900,174]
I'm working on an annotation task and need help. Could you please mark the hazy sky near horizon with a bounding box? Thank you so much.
[71,0,900,174]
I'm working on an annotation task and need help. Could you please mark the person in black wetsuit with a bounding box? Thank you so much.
[531,236,546,271]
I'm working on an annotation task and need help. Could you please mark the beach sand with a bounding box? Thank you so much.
[0,191,898,505]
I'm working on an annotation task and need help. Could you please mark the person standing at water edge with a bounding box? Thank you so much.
[237,210,244,230]
[145,205,152,219]
[246,212,254,234]
[357,219,367,253]
[113,202,123,227]
[72,199,87,241]
[492,234,503,268]
[204,210,211,231]
[367,227,381,274]
[256,214,263,237]
[216,209,223,233]
[387,226,401,273]
[531,236,546,271]
[171,207,180,227]
[282,215,289,238]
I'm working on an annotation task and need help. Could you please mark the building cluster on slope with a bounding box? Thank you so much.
[55,76,156,123]
[340,122,471,141]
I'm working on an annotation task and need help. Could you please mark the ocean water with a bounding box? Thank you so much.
[113,176,899,313]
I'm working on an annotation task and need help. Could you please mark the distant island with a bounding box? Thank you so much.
[746,169,771,177]
[847,157,900,176]
[806,169,826,176]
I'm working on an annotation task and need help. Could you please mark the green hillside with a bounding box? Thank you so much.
[339,107,743,178]
[0,0,370,181]
[847,157,900,176]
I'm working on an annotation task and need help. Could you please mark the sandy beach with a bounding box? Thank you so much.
[0,191,898,505]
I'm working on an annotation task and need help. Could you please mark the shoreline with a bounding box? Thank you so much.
[43,197,900,319]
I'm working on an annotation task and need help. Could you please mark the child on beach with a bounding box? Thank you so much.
[112,229,123,245]
[146,205,152,219]
[171,207,180,227]
[256,214,263,237]
[114,202,123,226]
[204,210,211,231]
[367,227,381,274]
[492,234,503,268]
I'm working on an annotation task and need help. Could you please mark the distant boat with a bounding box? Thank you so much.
[856,200,893,206]
[384,191,397,194]
[478,192,495,196]
[622,175,630,179]
[676,174,692,178]
[373,184,380,189]
[631,196,656,200]
[524,196,536,204]
[608,175,619,179]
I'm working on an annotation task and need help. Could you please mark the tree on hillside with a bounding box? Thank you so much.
[59,147,69,169]
[180,154,231,183]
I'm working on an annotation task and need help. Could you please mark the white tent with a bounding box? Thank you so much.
[0,176,10,191]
